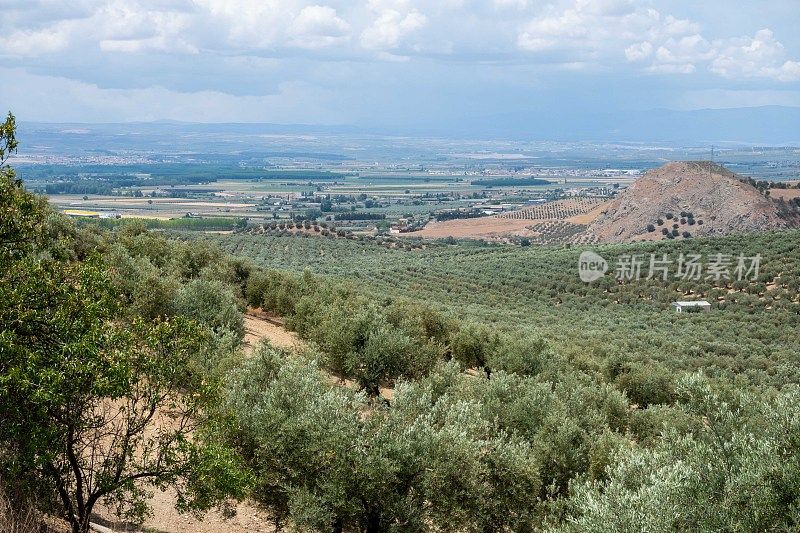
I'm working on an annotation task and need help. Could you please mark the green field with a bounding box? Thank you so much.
[194,229,800,388]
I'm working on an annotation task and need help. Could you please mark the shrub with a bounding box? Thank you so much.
[615,363,676,407]
[175,279,244,341]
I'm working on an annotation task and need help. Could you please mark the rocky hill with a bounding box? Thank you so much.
[587,161,793,243]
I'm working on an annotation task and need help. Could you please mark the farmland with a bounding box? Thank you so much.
[195,228,800,387]
[497,197,607,220]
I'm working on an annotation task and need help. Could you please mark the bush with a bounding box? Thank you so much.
[348,326,436,395]
[490,335,557,377]
[615,363,676,407]
[451,323,497,377]
[175,279,244,341]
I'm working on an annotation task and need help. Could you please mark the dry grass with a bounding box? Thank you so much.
[0,485,42,533]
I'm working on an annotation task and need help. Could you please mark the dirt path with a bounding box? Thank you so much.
[89,310,300,533]
[88,311,399,532]
[93,496,275,533]
[243,309,303,352]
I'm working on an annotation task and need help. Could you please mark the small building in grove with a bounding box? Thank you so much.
[672,301,712,313]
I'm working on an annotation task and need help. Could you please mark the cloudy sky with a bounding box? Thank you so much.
[1,0,799,127]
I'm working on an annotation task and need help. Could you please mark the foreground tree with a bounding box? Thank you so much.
[225,347,542,532]
[561,376,800,532]
[0,116,245,533]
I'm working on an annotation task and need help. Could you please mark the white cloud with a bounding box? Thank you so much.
[2,0,796,83]
[360,0,427,51]
[646,34,714,74]
[493,0,528,10]
[192,0,296,50]
[711,29,800,82]
[575,0,635,17]
[289,5,351,49]
[517,2,666,57]
[516,1,800,82]
[0,27,70,56]
[0,1,199,56]
[0,66,342,123]
[1,0,798,127]
[625,41,652,62]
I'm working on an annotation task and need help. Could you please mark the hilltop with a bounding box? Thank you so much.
[587,161,794,243]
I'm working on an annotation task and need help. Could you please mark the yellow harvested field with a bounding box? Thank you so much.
[771,189,800,200]
[407,198,610,240]
[567,200,611,225]
[406,217,539,239]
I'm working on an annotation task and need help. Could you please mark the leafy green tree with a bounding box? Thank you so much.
[615,362,676,407]
[224,345,363,531]
[490,334,557,377]
[0,113,49,260]
[0,118,245,533]
[349,325,435,396]
[226,349,543,533]
[174,278,245,341]
[450,323,497,378]
[0,260,244,533]
[561,376,800,532]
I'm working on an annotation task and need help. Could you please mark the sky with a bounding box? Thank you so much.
[1,0,799,129]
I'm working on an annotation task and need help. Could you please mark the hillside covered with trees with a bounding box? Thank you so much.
[2,114,800,532]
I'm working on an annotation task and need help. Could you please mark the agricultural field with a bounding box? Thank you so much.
[497,197,608,220]
[195,228,800,387]
[404,198,609,240]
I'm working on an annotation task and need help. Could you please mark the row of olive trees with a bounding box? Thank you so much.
[219,341,800,533]
[222,345,566,532]
[245,267,562,395]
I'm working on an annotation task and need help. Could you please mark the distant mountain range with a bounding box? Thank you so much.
[445,106,800,145]
[18,105,800,146]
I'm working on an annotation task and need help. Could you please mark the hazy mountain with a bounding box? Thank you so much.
[444,106,800,144]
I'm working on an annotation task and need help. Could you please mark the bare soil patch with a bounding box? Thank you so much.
[407,217,539,239]
[243,309,302,351]
[771,189,800,201]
